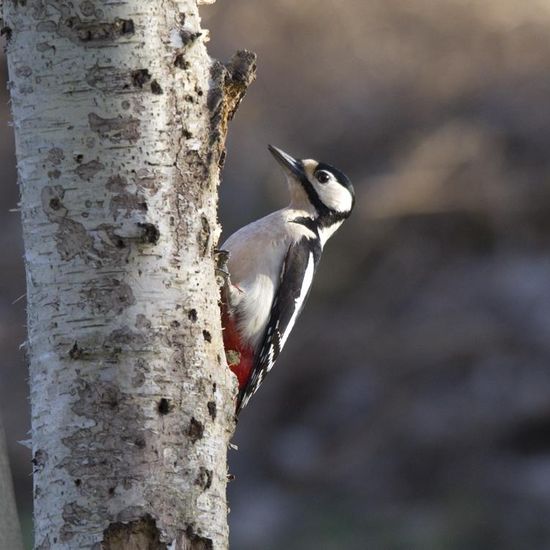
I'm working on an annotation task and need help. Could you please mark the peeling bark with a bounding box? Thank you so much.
[3,1,255,548]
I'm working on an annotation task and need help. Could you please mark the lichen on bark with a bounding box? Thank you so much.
[3,0,255,548]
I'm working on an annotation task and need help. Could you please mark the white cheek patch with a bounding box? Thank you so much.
[314,181,353,213]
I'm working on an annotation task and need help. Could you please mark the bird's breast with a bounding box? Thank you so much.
[221,208,318,350]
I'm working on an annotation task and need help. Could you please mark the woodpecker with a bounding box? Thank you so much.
[221,145,354,413]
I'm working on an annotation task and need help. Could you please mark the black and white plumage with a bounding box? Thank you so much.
[221,145,354,413]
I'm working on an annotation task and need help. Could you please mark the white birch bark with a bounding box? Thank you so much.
[0,413,24,550]
[2,1,255,548]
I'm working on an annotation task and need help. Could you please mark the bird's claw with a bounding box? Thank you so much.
[215,248,231,287]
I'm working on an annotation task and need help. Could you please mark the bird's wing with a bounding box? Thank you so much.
[237,238,318,412]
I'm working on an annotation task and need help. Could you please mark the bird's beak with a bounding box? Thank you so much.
[268,145,305,180]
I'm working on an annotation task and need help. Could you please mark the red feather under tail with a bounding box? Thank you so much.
[221,301,255,396]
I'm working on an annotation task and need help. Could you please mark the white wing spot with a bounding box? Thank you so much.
[267,345,275,371]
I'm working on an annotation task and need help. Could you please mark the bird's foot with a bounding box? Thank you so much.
[215,248,231,287]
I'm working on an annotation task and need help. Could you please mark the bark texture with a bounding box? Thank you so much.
[3,1,255,548]
[0,413,24,550]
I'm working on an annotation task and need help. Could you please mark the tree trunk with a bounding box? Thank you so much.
[0,412,24,550]
[2,1,255,548]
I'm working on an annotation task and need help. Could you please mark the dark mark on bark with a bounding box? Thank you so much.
[86,64,132,92]
[198,215,211,256]
[109,192,147,220]
[89,112,140,143]
[121,19,134,34]
[106,327,146,351]
[35,18,56,31]
[35,535,51,550]
[188,418,204,443]
[174,53,189,69]
[15,65,32,78]
[56,218,96,261]
[102,386,120,410]
[180,29,201,46]
[195,467,213,491]
[135,314,152,330]
[131,68,151,88]
[132,372,145,388]
[218,149,226,168]
[32,449,47,472]
[188,309,198,322]
[49,197,61,211]
[94,224,132,263]
[207,401,217,420]
[185,525,213,550]
[60,380,151,513]
[18,83,34,95]
[136,168,161,194]
[150,80,163,95]
[47,147,65,165]
[157,398,172,415]
[74,478,81,487]
[134,357,149,374]
[60,502,89,541]
[79,1,96,17]
[102,515,163,550]
[75,159,104,180]
[1,26,13,44]
[36,41,55,53]
[58,16,134,45]
[69,341,83,360]
[106,174,127,192]
[41,186,109,264]
[206,79,223,113]
[202,330,212,343]
[137,222,160,245]
[82,279,135,314]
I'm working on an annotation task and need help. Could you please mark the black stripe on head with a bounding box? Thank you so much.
[297,161,355,228]
[316,162,354,195]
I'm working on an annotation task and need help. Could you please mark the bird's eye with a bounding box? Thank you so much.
[316,170,331,184]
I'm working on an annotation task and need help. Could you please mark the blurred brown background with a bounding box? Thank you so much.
[3,1,550,548]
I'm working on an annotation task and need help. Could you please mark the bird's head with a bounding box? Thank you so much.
[268,145,355,227]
